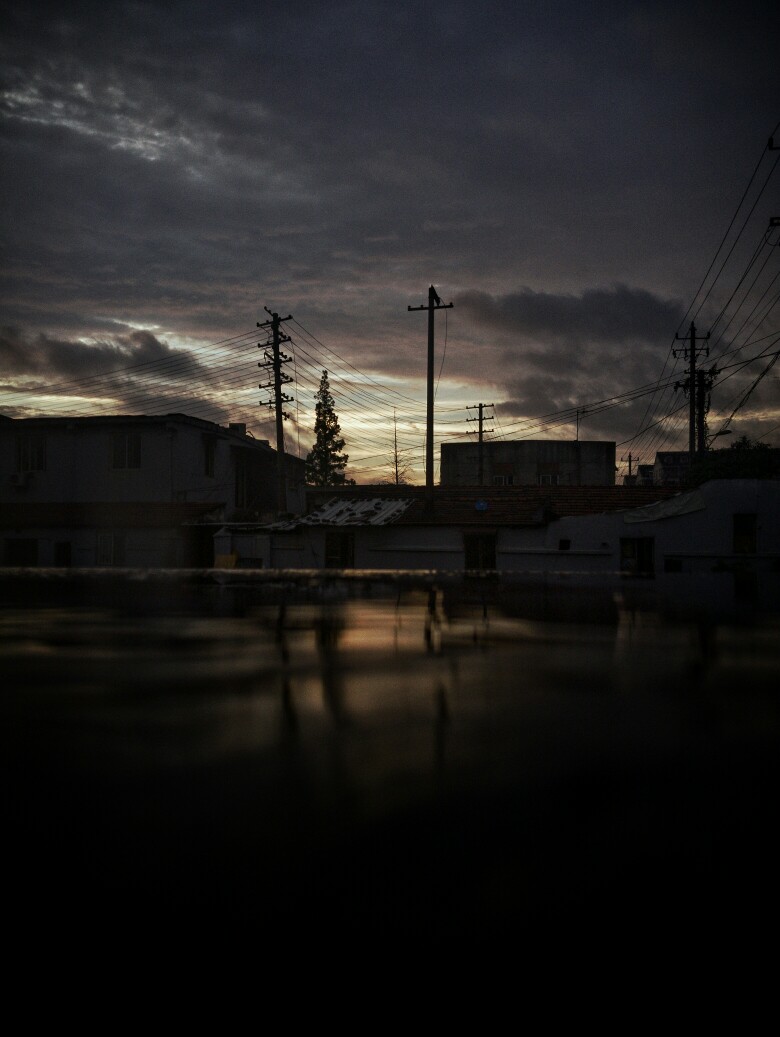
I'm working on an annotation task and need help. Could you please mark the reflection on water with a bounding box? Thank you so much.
[1,571,779,948]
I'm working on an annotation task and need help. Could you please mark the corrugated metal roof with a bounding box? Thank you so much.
[272,497,413,529]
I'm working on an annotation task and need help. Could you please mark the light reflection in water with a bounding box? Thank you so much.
[1,574,779,945]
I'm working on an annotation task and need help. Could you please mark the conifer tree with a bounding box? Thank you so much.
[305,370,355,486]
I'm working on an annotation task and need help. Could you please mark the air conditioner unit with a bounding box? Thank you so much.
[10,472,30,488]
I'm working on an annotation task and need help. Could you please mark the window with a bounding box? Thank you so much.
[620,537,655,576]
[54,542,72,567]
[16,434,46,472]
[204,436,216,478]
[538,473,559,486]
[235,456,248,508]
[325,531,354,568]
[492,475,514,486]
[558,538,571,551]
[464,533,496,569]
[111,433,141,469]
[97,532,126,566]
[733,513,757,555]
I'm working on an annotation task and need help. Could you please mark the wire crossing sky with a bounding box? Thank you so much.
[1,2,778,482]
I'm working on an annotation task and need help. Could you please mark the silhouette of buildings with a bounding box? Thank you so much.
[214,479,778,578]
[440,440,616,486]
[652,451,691,486]
[1,413,304,567]
[622,467,650,487]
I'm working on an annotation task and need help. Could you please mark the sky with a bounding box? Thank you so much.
[1,0,779,482]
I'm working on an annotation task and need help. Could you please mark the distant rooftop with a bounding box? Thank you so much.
[1,412,272,447]
[296,484,681,528]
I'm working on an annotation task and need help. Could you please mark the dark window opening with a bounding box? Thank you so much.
[54,542,72,567]
[97,532,126,566]
[235,457,248,508]
[664,557,683,573]
[464,533,496,569]
[325,531,355,568]
[620,537,655,576]
[111,433,141,469]
[204,436,216,478]
[538,473,559,486]
[733,513,757,555]
[492,475,514,486]
[16,435,46,472]
[558,538,571,551]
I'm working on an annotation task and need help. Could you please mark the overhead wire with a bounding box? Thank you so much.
[630,130,780,450]
[8,124,779,474]
[691,145,780,326]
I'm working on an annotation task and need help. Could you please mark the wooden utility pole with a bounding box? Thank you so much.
[675,321,710,461]
[621,452,635,477]
[696,366,718,454]
[467,403,494,485]
[258,308,293,515]
[408,285,453,507]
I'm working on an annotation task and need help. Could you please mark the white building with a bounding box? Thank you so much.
[1,413,305,567]
[215,481,780,597]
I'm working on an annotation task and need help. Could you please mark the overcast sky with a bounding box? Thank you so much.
[1,1,778,480]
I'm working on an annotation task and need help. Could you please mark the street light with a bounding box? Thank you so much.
[707,429,732,448]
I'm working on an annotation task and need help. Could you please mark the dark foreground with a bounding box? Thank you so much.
[2,569,779,952]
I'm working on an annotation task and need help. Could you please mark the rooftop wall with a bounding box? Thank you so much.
[440,440,616,487]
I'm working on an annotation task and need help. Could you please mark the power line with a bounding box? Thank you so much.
[631,128,780,446]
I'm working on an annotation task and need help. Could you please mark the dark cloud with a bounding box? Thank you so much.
[0,327,206,381]
[1,1,777,464]
[456,285,685,345]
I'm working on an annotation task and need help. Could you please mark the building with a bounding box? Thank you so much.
[216,483,671,570]
[440,439,616,487]
[1,413,305,567]
[214,481,780,606]
[653,451,691,486]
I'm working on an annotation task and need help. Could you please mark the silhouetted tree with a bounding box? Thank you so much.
[728,434,770,452]
[689,434,778,484]
[381,408,413,485]
[305,370,355,486]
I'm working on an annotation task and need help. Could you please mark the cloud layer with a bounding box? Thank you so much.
[1,1,778,470]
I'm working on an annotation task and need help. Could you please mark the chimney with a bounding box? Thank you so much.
[228,422,247,436]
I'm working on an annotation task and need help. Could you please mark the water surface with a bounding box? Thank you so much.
[2,571,778,948]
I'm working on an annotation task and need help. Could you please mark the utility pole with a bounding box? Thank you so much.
[696,367,718,454]
[408,285,453,507]
[467,403,494,486]
[621,452,635,478]
[674,321,710,461]
[258,308,293,516]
